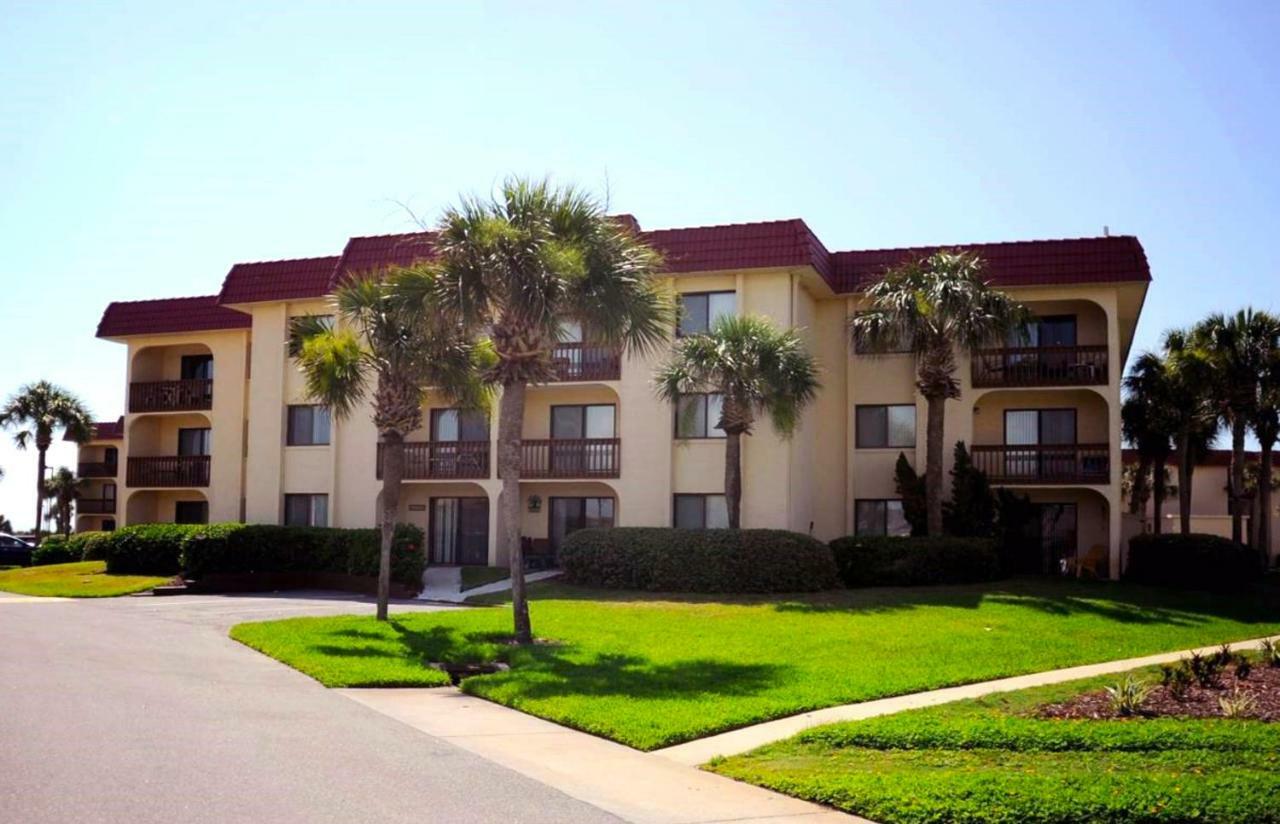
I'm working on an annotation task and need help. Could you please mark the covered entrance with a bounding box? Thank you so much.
[429,497,489,565]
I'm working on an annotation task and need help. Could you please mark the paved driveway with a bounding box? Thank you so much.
[0,591,620,824]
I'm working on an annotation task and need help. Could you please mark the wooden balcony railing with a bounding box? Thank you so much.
[75,497,116,515]
[128,379,214,413]
[971,346,1108,388]
[127,455,210,488]
[77,461,118,478]
[377,441,490,480]
[549,343,622,382]
[971,444,1110,484]
[521,438,620,478]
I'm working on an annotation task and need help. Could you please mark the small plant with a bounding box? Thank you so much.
[1214,643,1235,667]
[1105,675,1153,717]
[1260,638,1280,668]
[1235,656,1253,680]
[1218,689,1258,719]
[1186,652,1224,688]
[1160,663,1193,700]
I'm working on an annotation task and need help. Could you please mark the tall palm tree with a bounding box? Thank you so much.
[1189,310,1280,543]
[654,315,820,528]
[401,178,673,643]
[1162,329,1222,535]
[849,251,1029,536]
[1252,345,1280,563]
[1122,353,1177,534]
[43,467,83,537]
[290,270,489,621]
[0,382,92,545]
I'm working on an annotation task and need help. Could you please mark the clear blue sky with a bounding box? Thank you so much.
[2,1,1277,529]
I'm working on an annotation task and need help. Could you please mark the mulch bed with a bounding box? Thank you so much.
[1039,663,1280,722]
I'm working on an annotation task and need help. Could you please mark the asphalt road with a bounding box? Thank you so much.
[0,591,621,824]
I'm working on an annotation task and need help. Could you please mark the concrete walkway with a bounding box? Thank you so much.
[341,688,865,824]
[654,633,1280,766]
[419,567,563,603]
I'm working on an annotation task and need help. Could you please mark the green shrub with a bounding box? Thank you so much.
[1125,532,1263,591]
[31,535,79,566]
[559,528,839,593]
[101,523,202,575]
[829,535,1002,587]
[72,531,113,561]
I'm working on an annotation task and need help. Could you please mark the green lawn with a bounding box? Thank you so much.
[229,578,1280,750]
[0,561,171,598]
[711,658,1280,824]
[461,565,511,592]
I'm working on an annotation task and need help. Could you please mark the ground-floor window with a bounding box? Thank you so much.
[102,518,116,532]
[283,494,328,527]
[854,499,911,537]
[673,494,729,529]
[549,497,615,552]
[174,500,209,525]
[430,497,489,565]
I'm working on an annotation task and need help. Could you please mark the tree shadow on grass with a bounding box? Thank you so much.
[309,623,519,666]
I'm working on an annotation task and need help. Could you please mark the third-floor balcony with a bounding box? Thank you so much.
[971,444,1110,485]
[972,346,1108,388]
[377,441,490,480]
[129,379,214,413]
[521,438,621,478]
[549,343,621,382]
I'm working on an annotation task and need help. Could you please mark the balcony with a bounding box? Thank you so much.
[549,343,621,382]
[127,455,210,488]
[971,346,1108,388]
[377,441,490,480]
[78,461,118,478]
[76,496,116,515]
[521,438,620,478]
[971,444,1110,485]
[128,379,213,413]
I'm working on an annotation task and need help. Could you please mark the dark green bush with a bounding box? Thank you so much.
[1125,533,1263,591]
[559,528,839,592]
[31,535,79,566]
[829,535,1002,587]
[73,531,113,561]
[101,523,200,575]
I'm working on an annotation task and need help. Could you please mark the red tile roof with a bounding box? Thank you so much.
[643,219,834,281]
[97,295,251,338]
[831,235,1151,292]
[65,417,124,442]
[329,232,437,290]
[217,256,340,305]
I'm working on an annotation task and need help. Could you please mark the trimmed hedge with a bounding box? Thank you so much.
[1125,532,1263,591]
[31,535,80,566]
[100,522,426,589]
[559,528,839,593]
[830,535,1002,587]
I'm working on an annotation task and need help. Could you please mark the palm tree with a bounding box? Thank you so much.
[1189,310,1280,543]
[849,251,1029,535]
[654,315,820,528]
[1161,329,1222,535]
[1122,353,1177,534]
[402,178,673,644]
[0,382,92,545]
[290,270,489,621]
[1252,345,1280,562]
[44,467,83,537]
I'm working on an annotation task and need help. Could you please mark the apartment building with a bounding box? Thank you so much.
[82,218,1151,578]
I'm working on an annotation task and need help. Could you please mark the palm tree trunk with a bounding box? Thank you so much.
[1230,419,1246,544]
[1152,456,1166,536]
[725,430,742,529]
[1178,436,1194,535]
[376,431,404,622]
[1130,457,1151,515]
[497,380,531,644]
[1261,443,1274,565]
[34,446,47,546]
[924,394,945,536]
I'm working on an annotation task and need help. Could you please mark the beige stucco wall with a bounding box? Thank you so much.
[1134,462,1280,564]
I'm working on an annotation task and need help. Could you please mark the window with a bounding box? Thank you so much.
[287,405,331,446]
[674,393,725,438]
[551,404,615,439]
[549,497,615,551]
[430,408,488,441]
[174,500,209,525]
[180,354,213,380]
[678,291,736,336]
[673,494,729,529]
[284,494,328,527]
[1010,315,1078,348]
[855,405,916,448]
[1004,409,1077,445]
[177,428,211,456]
[855,500,911,537]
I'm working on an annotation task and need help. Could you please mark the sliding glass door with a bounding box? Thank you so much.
[548,497,615,553]
[429,497,489,565]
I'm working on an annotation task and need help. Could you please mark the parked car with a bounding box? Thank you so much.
[0,533,35,567]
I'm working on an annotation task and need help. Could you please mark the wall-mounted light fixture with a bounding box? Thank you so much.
[527,494,542,513]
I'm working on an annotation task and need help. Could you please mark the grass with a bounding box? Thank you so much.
[461,565,511,592]
[229,578,1280,750]
[711,657,1280,823]
[0,561,171,598]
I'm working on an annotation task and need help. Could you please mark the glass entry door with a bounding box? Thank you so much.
[548,497,615,553]
[430,497,489,565]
